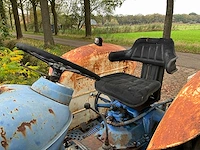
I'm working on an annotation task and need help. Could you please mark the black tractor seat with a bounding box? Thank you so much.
[95,73,161,108]
[95,38,177,109]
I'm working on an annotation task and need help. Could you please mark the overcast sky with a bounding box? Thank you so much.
[114,0,200,15]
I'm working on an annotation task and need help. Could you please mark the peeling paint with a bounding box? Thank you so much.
[0,86,13,94]
[0,127,8,150]
[49,109,55,116]
[17,119,37,137]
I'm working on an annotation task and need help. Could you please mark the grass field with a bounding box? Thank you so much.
[96,29,200,53]
[24,23,200,54]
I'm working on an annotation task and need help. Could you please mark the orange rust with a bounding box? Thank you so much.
[0,127,8,150]
[107,131,130,147]
[0,86,13,94]
[48,109,55,115]
[57,43,136,90]
[61,43,125,63]
[59,43,127,76]
[80,134,102,149]
[17,119,37,137]
[147,71,200,150]
[49,43,125,74]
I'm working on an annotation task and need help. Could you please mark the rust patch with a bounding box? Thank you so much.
[17,119,37,137]
[0,127,8,150]
[107,131,130,147]
[147,71,200,150]
[81,134,102,149]
[61,43,125,63]
[0,86,13,94]
[48,109,55,115]
[58,43,136,91]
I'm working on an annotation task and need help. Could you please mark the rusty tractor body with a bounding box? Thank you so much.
[1,38,199,150]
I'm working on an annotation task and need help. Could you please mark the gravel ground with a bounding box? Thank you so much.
[161,66,197,101]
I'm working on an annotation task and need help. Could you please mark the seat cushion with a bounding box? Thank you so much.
[95,73,161,108]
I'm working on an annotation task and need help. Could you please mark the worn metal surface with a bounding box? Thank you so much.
[31,77,74,105]
[147,71,200,150]
[0,86,13,94]
[77,135,103,150]
[57,43,136,128]
[0,79,72,150]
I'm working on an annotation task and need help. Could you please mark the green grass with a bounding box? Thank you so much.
[171,30,200,53]
[96,30,200,53]
[97,31,162,45]
[23,23,200,54]
[17,38,75,56]
[54,24,200,54]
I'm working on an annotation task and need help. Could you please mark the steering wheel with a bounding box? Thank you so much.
[16,43,100,81]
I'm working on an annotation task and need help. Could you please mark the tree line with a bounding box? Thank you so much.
[0,0,175,47]
[115,13,200,25]
[0,0,126,47]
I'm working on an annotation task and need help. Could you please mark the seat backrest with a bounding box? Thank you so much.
[109,38,177,101]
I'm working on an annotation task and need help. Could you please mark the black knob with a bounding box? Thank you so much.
[84,103,91,109]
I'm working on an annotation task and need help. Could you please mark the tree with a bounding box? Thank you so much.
[8,2,14,30]
[3,0,14,29]
[0,0,9,44]
[84,0,91,37]
[92,0,125,14]
[57,0,125,34]
[19,0,27,31]
[49,0,58,35]
[83,0,125,37]
[163,0,174,39]
[40,0,54,47]
[0,0,7,24]
[30,0,39,32]
[10,0,23,39]
[189,12,197,16]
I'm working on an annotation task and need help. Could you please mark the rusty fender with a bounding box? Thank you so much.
[147,71,200,150]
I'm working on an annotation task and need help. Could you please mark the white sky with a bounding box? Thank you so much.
[114,0,200,15]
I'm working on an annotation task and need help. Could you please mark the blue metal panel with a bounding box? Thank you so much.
[0,78,73,150]
[142,108,165,134]
[31,77,73,105]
